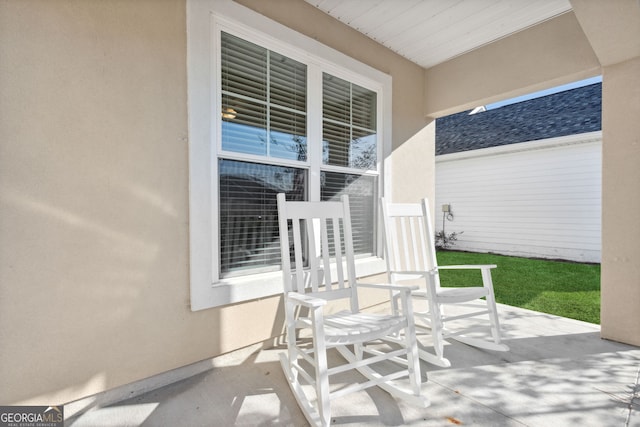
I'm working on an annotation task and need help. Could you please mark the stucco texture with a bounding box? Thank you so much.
[0,0,433,405]
[0,0,235,405]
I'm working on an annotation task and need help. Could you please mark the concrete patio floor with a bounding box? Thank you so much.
[66,303,639,427]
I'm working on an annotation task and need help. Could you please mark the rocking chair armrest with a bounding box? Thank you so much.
[437,264,497,270]
[388,269,435,277]
[286,291,327,308]
[357,282,419,294]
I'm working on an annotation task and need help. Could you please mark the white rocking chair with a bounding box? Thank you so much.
[277,193,429,427]
[380,198,509,368]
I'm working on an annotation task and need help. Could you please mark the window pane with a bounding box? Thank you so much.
[352,83,377,129]
[321,172,377,256]
[221,32,267,101]
[323,74,350,123]
[221,32,307,162]
[322,121,349,167]
[322,124,377,169]
[219,159,307,276]
[270,106,307,161]
[351,128,377,170]
[222,94,267,155]
[322,73,377,170]
[270,51,307,111]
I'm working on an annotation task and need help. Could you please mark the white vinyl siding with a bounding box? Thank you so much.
[435,132,602,263]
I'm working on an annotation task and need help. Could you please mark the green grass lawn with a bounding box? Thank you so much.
[435,251,601,324]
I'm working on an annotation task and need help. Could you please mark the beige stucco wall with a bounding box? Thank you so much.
[0,0,432,405]
[571,0,640,348]
[600,56,640,346]
[424,12,601,118]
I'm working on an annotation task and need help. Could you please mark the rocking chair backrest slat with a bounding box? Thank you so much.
[409,217,421,270]
[399,216,411,270]
[277,193,359,307]
[319,217,332,289]
[420,198,440,272]
[380,198,441,288]
[331,217,344,290]
[340,195,357,289]
[417,216,429,270]
[292,213,306,292]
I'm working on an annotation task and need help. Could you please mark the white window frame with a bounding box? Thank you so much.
[187,0,391,310]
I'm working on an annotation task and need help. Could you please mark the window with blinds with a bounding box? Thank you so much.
[218,31,379,278]
[221,32,307,161]
[322,73,378,256]
[219,159,306,276]
[322,73,377,170]
[219,32,308,277]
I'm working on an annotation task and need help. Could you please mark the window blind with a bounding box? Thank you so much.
[219,32,308,276]
[217,32,379,278]
[321,172,377,256]
[221,32,307,161]
[219,159,306,276]
[322,73,377,170]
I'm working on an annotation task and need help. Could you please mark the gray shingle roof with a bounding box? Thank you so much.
[436,83,602,155]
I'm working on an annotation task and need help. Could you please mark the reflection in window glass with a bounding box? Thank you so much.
[221,95,267,156]
[269,107,307,161]
[219,159,307,276]
[351,128,377,170]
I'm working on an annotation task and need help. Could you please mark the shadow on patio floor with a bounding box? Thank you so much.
[66,304,640,427]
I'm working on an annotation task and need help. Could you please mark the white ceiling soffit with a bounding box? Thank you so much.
[304,0,572,69]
